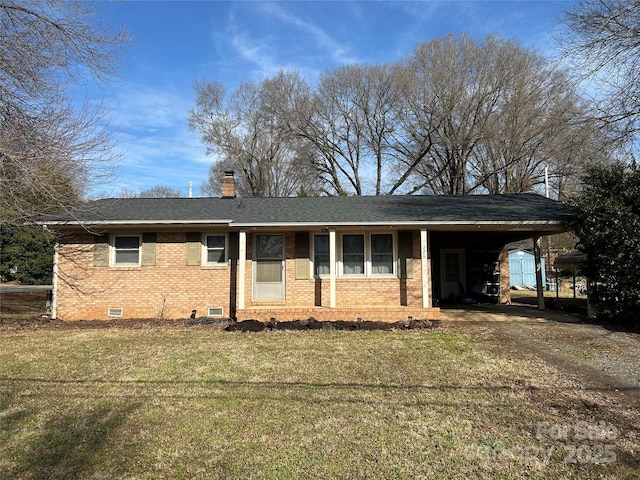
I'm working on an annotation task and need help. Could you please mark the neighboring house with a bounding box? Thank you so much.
[38,173,572,322]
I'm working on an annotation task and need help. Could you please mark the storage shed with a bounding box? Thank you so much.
[509,249,545,287]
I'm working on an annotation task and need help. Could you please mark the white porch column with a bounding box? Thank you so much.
[51,241,59,320]
[420,229,430,308]
[238,230,246,310]
[533,235,545,311]
[329,229,336,308]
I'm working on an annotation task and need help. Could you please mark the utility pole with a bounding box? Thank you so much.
[544,165,549,198]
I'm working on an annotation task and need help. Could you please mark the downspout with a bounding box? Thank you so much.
[51,241,59,320]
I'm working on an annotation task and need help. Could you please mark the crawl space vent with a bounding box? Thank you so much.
[107,308,123,318]
[207,307,224,317]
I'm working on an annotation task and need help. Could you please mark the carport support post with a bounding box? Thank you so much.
[533,236,545,311]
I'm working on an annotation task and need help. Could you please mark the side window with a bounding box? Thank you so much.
[342,234,365,275]
[205,235,226,264]
[113,235,140,266]
[313,234,330,276]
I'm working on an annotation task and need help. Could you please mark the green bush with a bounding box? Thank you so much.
[0,225,54,284]
[569,163,640,325]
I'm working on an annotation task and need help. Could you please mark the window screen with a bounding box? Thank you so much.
[342,234,364,275]
[371,233,393,275]
[314,235,330,276]
[113,236,140,265]
[206,235,226,264]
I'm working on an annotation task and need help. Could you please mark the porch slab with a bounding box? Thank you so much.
[236,306,440,323]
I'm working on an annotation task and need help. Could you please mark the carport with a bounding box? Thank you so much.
[429,227,562,310]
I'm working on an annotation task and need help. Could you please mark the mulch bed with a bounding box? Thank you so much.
[220,317,442,332]
[1,315,442,332]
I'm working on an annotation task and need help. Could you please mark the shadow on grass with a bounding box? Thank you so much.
[2,375,637,401]
[1,396,139,479]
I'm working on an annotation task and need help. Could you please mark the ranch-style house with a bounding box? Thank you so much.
[38,172,572,322]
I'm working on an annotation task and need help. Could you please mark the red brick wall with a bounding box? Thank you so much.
[55,229,431,321]
[242,231,428,309]
[499,245,511,304]
[56,231,233,320]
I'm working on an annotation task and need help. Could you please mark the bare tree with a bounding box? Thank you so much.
[402,33,609,197]
[188,73,318,197]
[191,33,612,198]
[284,64,423,196]
[120,185,183,198]
[472,52,608,198]
[403,34,527,194]
[1,96,114,220]
[560,0,640,150]
[0,0,127,225]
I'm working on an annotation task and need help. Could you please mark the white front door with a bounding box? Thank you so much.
[440,249,465,300]
[253,234,285,300]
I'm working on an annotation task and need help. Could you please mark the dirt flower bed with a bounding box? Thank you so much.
[1,315,442,332]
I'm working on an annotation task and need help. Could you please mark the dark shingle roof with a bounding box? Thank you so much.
[38,194,572,227]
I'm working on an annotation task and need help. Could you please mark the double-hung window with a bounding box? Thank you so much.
[339,233,395,277]
[113,235,141,266]
[342,234,365,275]
[313,234,330,276]
[205,234,226,265]
[371,233,394,275]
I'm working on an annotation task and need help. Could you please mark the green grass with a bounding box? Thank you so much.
[0,326,637,479]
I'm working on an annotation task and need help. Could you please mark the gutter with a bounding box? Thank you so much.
[229,220,569,229]
[37,219,233,227]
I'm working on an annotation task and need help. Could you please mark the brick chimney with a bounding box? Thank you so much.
[221,171,237,198]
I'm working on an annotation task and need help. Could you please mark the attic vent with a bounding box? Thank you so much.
[108,308,123,318]
[207,307,223,317]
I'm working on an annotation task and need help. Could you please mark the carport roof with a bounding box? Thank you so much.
[38,193,572,232]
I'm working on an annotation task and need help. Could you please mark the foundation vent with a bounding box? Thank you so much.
[108,308,124,318]
[208,307,224,317]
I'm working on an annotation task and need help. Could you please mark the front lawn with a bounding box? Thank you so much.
[0,325,637,479]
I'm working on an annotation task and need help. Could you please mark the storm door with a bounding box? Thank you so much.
[253,234,285,300]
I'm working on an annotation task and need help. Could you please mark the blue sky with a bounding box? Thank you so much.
[89,0,572,198]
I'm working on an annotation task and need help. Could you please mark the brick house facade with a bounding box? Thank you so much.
[40,174,571,322]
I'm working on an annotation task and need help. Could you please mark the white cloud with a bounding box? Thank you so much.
[216,2,363,83]
[86,79,214,197]
[259,2,361,66]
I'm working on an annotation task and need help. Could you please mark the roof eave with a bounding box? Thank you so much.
[229,220,569,230]
[37,219,569,234]
[37,219,233,228]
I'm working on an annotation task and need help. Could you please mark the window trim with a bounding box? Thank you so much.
[341,233,366,277]
[370,232,395,277]
[202,233,228,266]
[337,232,397,278]
[111,234,141,267]
[312,233,330,277]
